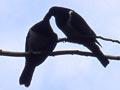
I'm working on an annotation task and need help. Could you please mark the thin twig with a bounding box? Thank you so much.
[96,36,120,44]
[58,36,120,44]
[0,49,119,60]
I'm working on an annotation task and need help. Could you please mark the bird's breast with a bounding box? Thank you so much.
[28,30,50,50]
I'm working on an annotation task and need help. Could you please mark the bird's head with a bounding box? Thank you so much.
[43,6,72,21]
[43,7,57,21]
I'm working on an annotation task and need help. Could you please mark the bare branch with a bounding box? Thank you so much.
[0,49,120,60]
[58,36,120,44]
[51,50,120,61]
[96,36,120,44]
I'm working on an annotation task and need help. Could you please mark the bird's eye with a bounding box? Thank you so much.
[68,10,73,16]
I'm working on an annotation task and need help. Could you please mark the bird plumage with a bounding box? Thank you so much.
[44,6,109,67]
[19,20,58,87]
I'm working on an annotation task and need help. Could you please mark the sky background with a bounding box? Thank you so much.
[0,0,120,90]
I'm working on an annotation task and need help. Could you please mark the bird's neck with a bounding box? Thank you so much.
[43,12,52,22]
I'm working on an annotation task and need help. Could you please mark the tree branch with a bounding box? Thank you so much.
[0,49,119,60]
[0,36,119,60]
[58,36,120,44]
[96,36,120,44]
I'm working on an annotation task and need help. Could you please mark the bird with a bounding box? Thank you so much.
[19,18,58,87]
[43,6,109,67]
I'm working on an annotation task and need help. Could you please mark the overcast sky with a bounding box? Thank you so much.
[0,0,120,90]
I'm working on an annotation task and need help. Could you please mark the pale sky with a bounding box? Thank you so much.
[0,0,120,90]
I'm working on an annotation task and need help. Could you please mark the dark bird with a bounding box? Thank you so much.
[44,6,109,67]
[19,19,58,87]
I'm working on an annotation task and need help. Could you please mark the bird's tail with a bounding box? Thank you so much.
[19,63,35,87]
[84,42,109,67]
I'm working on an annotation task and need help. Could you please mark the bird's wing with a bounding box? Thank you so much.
[70,11,96,37]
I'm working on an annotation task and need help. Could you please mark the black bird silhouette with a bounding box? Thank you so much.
[19,19,58,87]
[44,6,109,67]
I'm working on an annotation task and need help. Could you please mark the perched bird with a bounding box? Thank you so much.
[44,6,109,67]
[19,19,58,87]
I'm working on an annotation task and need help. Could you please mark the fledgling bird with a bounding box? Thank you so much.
[44,6,109,67]
[19,19,58,87]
